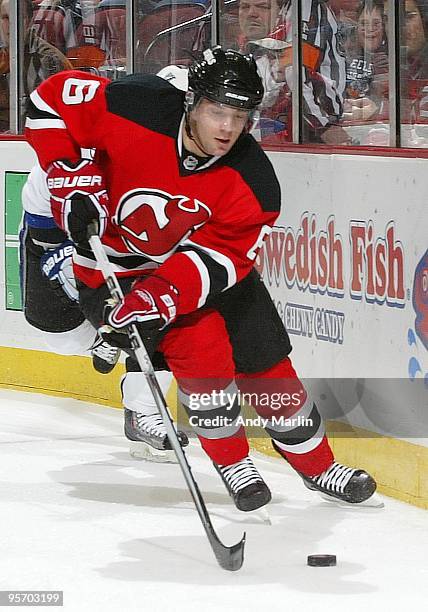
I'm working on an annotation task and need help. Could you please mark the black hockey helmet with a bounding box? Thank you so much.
[187,46,264,111]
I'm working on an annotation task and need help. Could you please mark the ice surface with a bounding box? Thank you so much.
[0,388,427,611]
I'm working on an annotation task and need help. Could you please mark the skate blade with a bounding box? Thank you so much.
[129,441,178,464]
[318,491,385,508]
[252,505,272,525]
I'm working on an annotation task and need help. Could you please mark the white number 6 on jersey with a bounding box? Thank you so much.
[62,78,100,105]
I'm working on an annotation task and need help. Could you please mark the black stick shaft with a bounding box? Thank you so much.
[88,229,245,571]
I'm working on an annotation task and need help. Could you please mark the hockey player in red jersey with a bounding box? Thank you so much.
[25,46,377,511]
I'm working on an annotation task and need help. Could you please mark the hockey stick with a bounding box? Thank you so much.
[87,227,246,571]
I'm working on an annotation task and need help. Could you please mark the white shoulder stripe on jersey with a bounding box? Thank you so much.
[25,117,66,130]
[183,238,237,288]
[29,89,61,118]
[180,250,210,308]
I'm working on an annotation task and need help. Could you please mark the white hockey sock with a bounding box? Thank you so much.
[122,370,174,415]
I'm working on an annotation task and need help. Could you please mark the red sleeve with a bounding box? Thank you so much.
[153,184,278,315]
[25,70,110,169]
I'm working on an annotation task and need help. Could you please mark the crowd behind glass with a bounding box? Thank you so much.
[1,0,428,148]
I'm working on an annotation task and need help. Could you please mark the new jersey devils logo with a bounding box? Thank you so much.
[115,188,211,261]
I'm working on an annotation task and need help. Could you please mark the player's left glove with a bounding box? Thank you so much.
[107,276,179,331]
[40,239,78,302]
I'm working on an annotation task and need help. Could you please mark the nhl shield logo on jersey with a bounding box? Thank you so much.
[114,188,211,261]
[183,155,199,171]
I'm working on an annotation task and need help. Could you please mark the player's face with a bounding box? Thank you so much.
[188,99,250,156]
[239,0,280,40]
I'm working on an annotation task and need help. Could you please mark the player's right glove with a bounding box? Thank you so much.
[106,275,179,332]
[40,239,78,302]
[47,159,109,244]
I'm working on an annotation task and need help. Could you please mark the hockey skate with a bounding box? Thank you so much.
[214,456,272,512]
[91,336,121,374]
[299,461,377,504]
[272,441,377,505]
[124,408,189,463]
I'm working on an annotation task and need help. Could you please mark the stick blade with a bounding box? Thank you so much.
[212,532,246,571]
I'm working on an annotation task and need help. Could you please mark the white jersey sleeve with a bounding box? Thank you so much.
[22,164,51,216]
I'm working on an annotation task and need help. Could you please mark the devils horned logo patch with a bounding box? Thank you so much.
[114,188,211,261]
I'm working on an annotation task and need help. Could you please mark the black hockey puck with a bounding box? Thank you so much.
[307,554,337,567]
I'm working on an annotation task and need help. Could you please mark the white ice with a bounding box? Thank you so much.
[0,388,427,612]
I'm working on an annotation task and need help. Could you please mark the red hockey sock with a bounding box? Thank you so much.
[198,427,249,465]
[275,435,334,477]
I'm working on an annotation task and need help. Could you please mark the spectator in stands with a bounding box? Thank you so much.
[329,0,361,53]
[31,0,105,71]
[95,0,127,74]
[0,0,72,132]
[237,0,351,144]
[32,0,84,56]
[343,0,389,122]
[403,0,428,79]
[401,0,428,138]
[238,0,280,42]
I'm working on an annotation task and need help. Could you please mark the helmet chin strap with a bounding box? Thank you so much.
[184,114,211,158]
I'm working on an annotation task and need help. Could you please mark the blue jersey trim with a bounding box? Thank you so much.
[24,211,57,229]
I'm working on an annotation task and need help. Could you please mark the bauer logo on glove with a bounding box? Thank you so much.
[107,276,179,331]
[41,242,74,276]
[47,159,109,244]
[47,174,103,190]
[40,239,78,302]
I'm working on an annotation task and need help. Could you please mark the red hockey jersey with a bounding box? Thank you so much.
[25,70,281,316]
